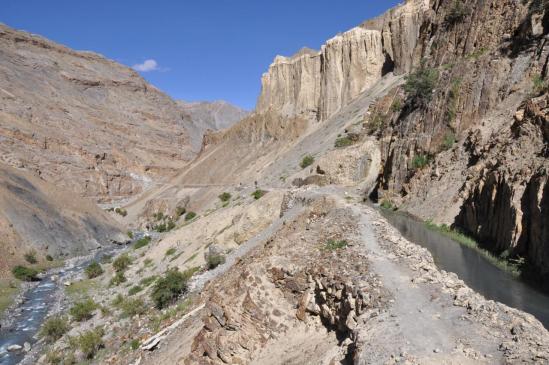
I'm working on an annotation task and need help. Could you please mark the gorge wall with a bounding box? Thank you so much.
[256,0,549,284]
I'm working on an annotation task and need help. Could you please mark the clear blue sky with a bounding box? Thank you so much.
[2,0,400,110]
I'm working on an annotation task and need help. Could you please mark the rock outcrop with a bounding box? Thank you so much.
[257,0,428,121]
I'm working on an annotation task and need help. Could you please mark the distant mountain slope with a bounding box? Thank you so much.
[177,100,248,151]
[0,163,124,277]
[0,23,195,203]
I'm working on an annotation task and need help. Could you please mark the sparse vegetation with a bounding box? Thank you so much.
[65,279,98,299]
[533,74,549,95]
[334,136,353,148]
[165,247,177,256]
[46,254,54,262]
[324,239,348,251]
[367,113,387,135]
[84,261,104,279]
[380,199,396,210]
[144,258,154,267]
[75,327,104,359]
[447,78,461,122]
[251,189,266,200]
[219,192,232,202]
[411,154,430,170]
[70,298,97,322]
[391,99,403,112]
[134,236,151,249]
[130,339,140,350]
[445,0,469,25]
[110,271,127,286]
[151,268,192,309]
[128,285,143,296]
[300,155,314,169]
[127,231,134,239]
[466,47,487,61]
[441,132,457,151]
[0,280,18,316]
[115,297,146,317]
[403,64,439,107]
[139,275,158,287]
[113,253,132,272]
[153,212,165,221]
[12,265,39,281]
[185,211,197,221]
[149,298,191,331]
[206,253,226,270]
[100,254,113,264]
[40,315,70,343]
[24,250,38,264]
[114,207,127,217]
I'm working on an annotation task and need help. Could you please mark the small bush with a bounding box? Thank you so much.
[151,269,191,309]
[251,189,266,200]
[412,154,430,170]
[24,250,38,264]
[533,74,549,95]
[446,0,469,25]
[185,212,197,221]
[110,271,127,286]
[100,254,113,264]
[12,266,39,281]
[84,261,104,279]
[219,192,231,202]
[70,299,97,322]
[368,113,386,135]
[113,254,132,272]
[441,132,456,150]
[175,206,186,218]
[300,155,314,169]
[116,297,146,318]
[165,248,177,256]
[140,275,158,287]
[46,254,54,262]
[45,350,64,364]
[153,212,164,221]
[76,327,104,359]
[130,339,140,350]
[134,236,151,250]
[404,64,439,108]
[128,285,143,296]
[391,99,403,112]
[143,258,154,267]
[167,219,176,231]
[127,231,134,239]
[380,199,395,210]
[324,239,348,251]
[206,254,226,270]
[114,207,127,217]
[334,137,353,148]
[40,315,70,343]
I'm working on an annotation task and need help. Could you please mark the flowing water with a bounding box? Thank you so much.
[381,210,549,329]
[0,242,131,365]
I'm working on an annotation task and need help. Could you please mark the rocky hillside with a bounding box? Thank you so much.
[0,163,124,277]
[177,100,248,151]
[0,24,240,203]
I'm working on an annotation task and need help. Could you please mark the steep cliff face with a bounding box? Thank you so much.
[0,24,196,202]
[257,0,428,121]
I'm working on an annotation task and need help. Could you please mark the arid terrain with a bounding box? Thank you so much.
[1,0,549,364]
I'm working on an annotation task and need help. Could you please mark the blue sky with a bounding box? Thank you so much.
[2,0,400,110]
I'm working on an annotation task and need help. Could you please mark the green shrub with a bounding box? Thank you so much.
[404,64,439,107]
[39,315,70,343]
[412,154,430,170]
[441,132,456,150]
[76,327,104,359]
[139,275,158,287]
[300,155,314,169]
[175,206,186,218]
[45,349,64,364]
[154,223,167,232]
[128,285,143,296]
[130,339,140,350]
[12,266,39,281]
[114,207,127,217]
[334,137,353,148]
[100,254,113,264]
[533,74,549,95]
[185,212,197,221]
[219,192,231,202]
[324,239,348,251]
[143,258,154,267]
[134,236,151,250]
[391,99,402,112]
[151,269,191,309]
[70,299,97,322]
[251,189,266,200]
[111,293,124,306]
[380,199,395,210]
[206,254,226,270]
[116,297,146,318]
[153,212,164,221]
[127,231,134,239]
[446,0,469,25]
[24,250,38,264]
[368,113,387,135]
[45,254,54,262]
[84,261,104,279]
[113,254,132,272]
[110,271,127,286]
[165,248,177,256]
